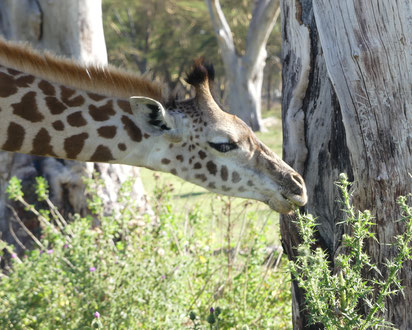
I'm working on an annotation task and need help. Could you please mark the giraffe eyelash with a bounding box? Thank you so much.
[208,142,238,153]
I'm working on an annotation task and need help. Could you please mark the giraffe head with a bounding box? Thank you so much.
[128,60,307,214]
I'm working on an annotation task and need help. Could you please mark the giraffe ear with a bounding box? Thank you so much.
[129,96,182,142]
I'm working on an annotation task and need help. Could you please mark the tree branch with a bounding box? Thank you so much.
[244,0,280,75]
[205,0,236,64]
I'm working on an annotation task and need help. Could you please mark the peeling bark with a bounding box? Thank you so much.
[0,0,150,255]
[281,0,411,328]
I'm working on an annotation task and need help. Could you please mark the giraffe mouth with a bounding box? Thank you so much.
[282,192,307,208]
[267,193,306,214]
[267,195,296,214]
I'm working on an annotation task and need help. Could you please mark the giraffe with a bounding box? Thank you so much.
[0,38,307,214]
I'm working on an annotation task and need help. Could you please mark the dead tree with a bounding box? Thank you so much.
[280,0,412,328]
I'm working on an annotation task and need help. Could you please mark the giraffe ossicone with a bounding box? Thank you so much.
[0,39,307,214]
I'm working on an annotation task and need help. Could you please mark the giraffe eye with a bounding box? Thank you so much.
[208,142,238,153]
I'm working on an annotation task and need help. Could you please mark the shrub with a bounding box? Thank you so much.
[290,174,412,329]
[0,175,291,329]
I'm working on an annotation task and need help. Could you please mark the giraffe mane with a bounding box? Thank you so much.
[0,38,164,101]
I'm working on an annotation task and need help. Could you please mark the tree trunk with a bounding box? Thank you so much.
[206,0,280,131]
[0,0,150,254]
[225,62,264,131]
[280,0,412,328]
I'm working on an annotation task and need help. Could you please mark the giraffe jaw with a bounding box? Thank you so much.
[267,191,307,214]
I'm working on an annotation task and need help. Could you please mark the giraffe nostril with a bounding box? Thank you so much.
[291,173,304,190]
[284,172,307,206]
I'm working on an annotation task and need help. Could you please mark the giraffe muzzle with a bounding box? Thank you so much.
[284,172,308,206]
[266,171,307,214]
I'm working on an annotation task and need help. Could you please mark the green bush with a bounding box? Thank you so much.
[290,174,412,329]
[0,175,291,329]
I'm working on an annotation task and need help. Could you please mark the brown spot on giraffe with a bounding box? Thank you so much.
[87,92,106,101]
[31,128,56,156]
[171,168,177,175]
[222,185,231,192]
[161,158,171,165]
[144,133,150,139]
[46,96,68,114]
[232,171,241,184]
[7,68,20,76]
[117,99,133,114]
[89,100,116,122]
[198,150,207,160]
[12,91,44,122]
[121,116,142,142]
[195,174,207,182]
[238,186,246,192]
[64,133,89,159]
[206,161,217,175]
[52,120,65,131]
[118,143,126,151]
[208,182,216,189]
[176,155,184,162]
[247,180,254,187]
[220,165,228,181]
[61,86,85,107]
[38,80,56,96]
[15,75,35,87]
[90,145,114,162]
[98,126,117,139]
[0,72,18,97]
[2,122,25,151]
[67,111,87,127]
[193,162,202,170]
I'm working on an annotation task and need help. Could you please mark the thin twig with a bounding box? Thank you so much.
[8,204,75,269]
[16,197,60,235]
[8,219,26,251]
[8,205,44,249]
[232,202,249,265]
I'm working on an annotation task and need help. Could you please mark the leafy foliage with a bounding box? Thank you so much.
[290,174,412,329]
[102,0,282,99]
[0,175,291,328]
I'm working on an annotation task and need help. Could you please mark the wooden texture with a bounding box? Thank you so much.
[0,0,150,255]
[281,0,412,328]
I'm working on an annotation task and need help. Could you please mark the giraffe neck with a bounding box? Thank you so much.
[0,64,158,167]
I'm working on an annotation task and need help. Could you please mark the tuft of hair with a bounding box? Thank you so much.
[185,58,214,87]
[0,38,164,101]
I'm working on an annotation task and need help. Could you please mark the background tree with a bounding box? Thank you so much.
[280,0,412,328]
[103,0,221,96]
[103,0,282,127]
[205,0,280,131]
[0,0,149,254]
